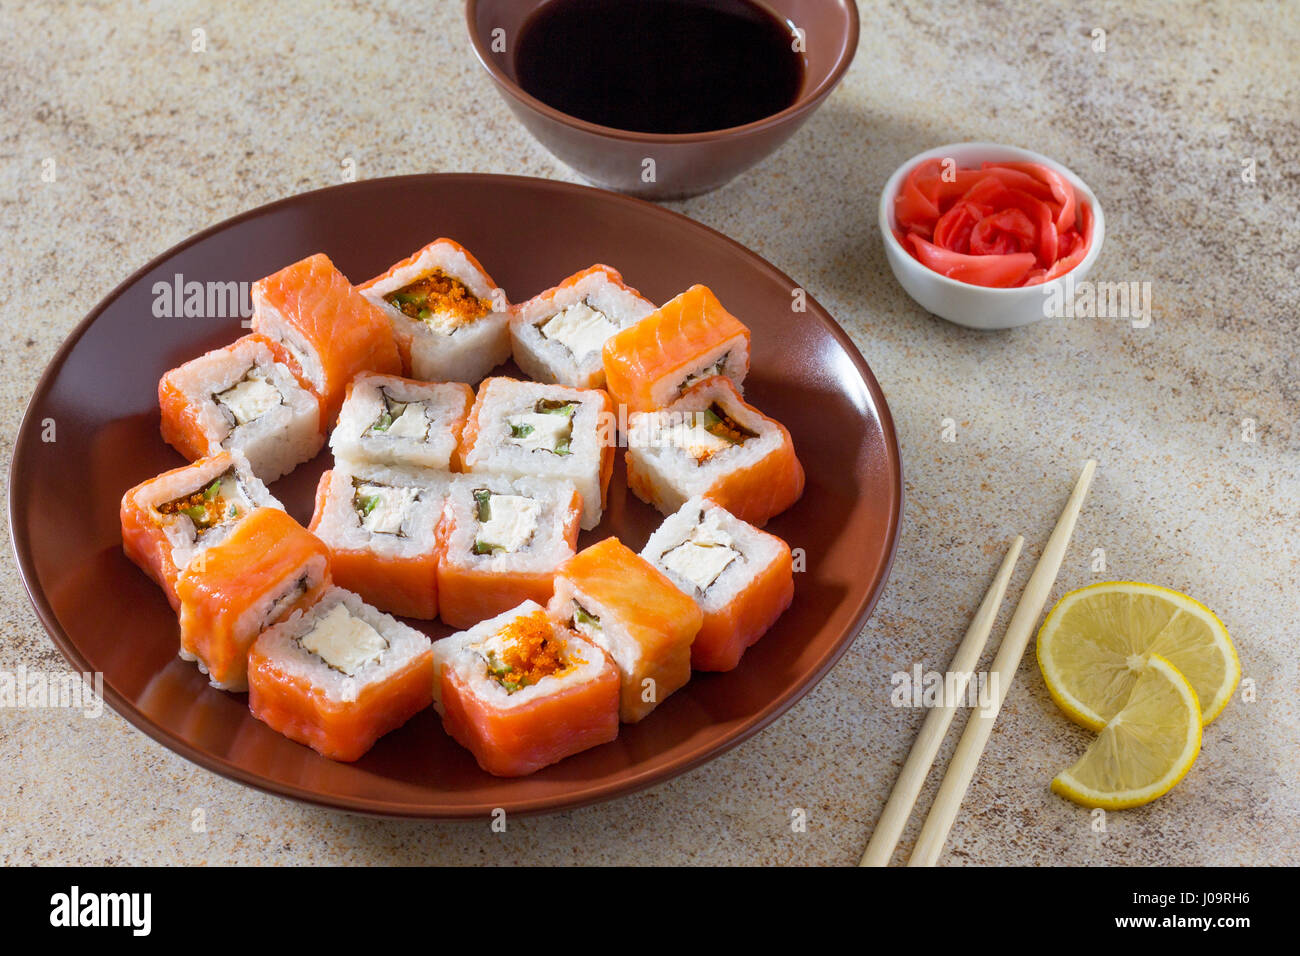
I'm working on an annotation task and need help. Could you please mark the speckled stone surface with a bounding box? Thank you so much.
[1,1,1296,866]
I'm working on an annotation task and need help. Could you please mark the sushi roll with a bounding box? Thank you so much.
[358,238,510,384]
[625,375,804,527]
[436,475,582,629]
[308,461,447,620]
[248,587,435,762]
[641,496,794,672]
[330,372,474,471]
[509,264,655,389]
[158,333,324,483]
[120,450,283,611]
[548,538,702,723]
[432,601,620,776]
[601,283,750,413]
[176,507,331,691]
[459,377,614,531]
[251,253,403,424]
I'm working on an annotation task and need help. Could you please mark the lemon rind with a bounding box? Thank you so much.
[1036,581,1239,729]
[1050,654,1203,810]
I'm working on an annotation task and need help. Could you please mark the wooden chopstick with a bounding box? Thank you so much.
[907,459,1097,867]
[859,534,1024,867]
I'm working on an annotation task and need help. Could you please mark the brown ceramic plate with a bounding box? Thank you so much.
[9,174,901,818]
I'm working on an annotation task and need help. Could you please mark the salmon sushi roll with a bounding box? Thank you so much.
[248,588,434,762]
[601,283,750,413]
[251,252,402,424]
[625,376,804,527]
[330,372,474,471]
[437,475,582,629]
[510,264,655,389]
[120,450,282,611]
[308,461,447,620]
[176,507,331,691]
[548,538,702,723]
[158,333,324,482]
[358,238,510,384]
[642,497,794,671]
[432,601,620,776]
[460,377,614,530]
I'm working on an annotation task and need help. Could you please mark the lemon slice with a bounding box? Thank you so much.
[1051,654,1201,809]
[1037,581,1239,730]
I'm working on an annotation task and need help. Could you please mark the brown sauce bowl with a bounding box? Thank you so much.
[466,0,859,200]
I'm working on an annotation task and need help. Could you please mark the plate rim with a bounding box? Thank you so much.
[8,172,903,819]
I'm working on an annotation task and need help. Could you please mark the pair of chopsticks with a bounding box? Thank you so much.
[860,459,1097,867]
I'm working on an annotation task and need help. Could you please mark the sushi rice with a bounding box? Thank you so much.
[144,450,281,573]
[330,372,473,470]
[436,474,582,628]
[462,377,614,530]
[641,495,794,671]
[311,461,447,561]
[359,238,511,384]
[433,601,610,713]
[253,587,432,704]
[159,334,323,483]
[510,264,655,389]
[625,375,803,524]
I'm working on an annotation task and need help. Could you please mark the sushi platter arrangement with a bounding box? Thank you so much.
[11,172,901,814]
[120,239,807,776]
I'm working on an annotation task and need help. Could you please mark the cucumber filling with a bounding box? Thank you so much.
[385,270,490,336]
[157,470,249,539]
[570,601,601,640]
[472,489,541,555]
[663,402,757,464]
[505,398,577,456]
[368,388,430,441]
[477,610,579,694]
[352,479,422,537]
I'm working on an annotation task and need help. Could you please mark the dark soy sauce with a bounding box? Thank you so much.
[514,0,805,135]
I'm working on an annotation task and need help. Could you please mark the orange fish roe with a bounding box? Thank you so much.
[704,403,757,445]
[385,270,490,329]
[156,478,236,529]
[486,611,584,693]
[688,403,759,464]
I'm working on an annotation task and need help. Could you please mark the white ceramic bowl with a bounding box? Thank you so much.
[878,142,1105,330]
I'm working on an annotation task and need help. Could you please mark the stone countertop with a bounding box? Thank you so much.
[1,1,1295,865]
